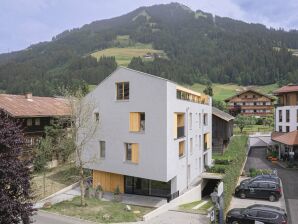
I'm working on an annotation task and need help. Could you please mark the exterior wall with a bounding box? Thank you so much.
[166,82,212,193]
[81,68,169,182]
[212,116,233,153]
[226,91,274,116]
[275,106,298,132]
[80,67,212,195]
[93,170,124,193]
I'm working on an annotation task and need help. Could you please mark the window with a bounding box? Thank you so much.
[125,143,139,163]
[99,141,105,158]
[129,112,145,132]
[27,118,32,126]
[199,135,201,150]
[174,113,185,139]
[35,118,40,126]
[246,209,258,218]
[94,112,99,122]
[204,133,210,151]
[190,138,193,154]
[116,82,129,100]
[248,182,258,188]
[257,211,278,219]
[279,110,282,122]
[199,113,201,128]
[286,126,290,132]
[286,110,290,122]
[296,109,298,123]
[279,126,282,132]
[259,182,268,188]
[189,113,192,130]
[179,141,185,157]
[203,113,208,126]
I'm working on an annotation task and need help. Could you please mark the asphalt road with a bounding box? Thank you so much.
[33,211,94,224]
[244,147,298,224]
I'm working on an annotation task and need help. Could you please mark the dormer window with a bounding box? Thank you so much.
[116,82,129,100]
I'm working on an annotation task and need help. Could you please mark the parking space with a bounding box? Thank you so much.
[229,176,286,211]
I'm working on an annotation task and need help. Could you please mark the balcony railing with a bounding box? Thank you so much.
[177,126,185,138]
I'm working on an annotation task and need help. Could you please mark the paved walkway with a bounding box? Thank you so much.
[245,147,298,224]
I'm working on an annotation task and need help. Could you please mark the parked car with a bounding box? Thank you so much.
[235,178,282,201]
[226,204,287,224]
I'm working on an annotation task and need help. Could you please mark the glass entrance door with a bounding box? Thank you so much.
[134,178,149,195]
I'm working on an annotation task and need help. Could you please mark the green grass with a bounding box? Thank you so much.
[179,200,213,214]
[189,83,278,101]
[43,196,153,223]
[234,124,273,135]
[91,47,166,66]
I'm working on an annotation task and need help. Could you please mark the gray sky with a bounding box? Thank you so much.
[0,0,297,54]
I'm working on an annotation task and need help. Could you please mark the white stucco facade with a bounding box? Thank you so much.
[80,67,212,196]
[275,106,298,132]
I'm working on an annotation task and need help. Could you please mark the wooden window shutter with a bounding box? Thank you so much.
[129,112,140,132]
[131,143,139,163]
[173,113,177,138]
[206,133,211,149]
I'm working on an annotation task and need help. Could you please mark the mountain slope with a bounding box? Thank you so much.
[1,2,298,96]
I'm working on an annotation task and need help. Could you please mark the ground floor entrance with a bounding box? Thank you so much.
[124,176,171,198]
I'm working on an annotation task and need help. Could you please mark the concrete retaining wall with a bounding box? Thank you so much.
[143,184,202,221]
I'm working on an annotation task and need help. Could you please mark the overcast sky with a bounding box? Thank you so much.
[0,0,297,54]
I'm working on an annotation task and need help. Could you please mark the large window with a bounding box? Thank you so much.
[286,126,290,132]
[129,112,145,132]
[116,82,129,100]
[286,110,290,122]
[125,143,139,163]
[203,113,208,126]
[189,112,192,130]
[99,141,106,158]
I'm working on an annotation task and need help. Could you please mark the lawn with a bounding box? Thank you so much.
[234,124,273,135]
[31,163,81,201]
[189,83,278,101]
[179,200,213,214]
[43,196,153,223]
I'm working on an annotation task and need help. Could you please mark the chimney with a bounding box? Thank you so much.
[25,92,32,100]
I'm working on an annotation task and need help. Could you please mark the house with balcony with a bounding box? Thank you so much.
[224,89,275,117]
[0,93,70,157]
[271,85,298,160]
[79,67,212,200]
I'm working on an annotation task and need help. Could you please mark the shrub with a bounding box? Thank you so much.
[214,159,231,165]
[206,165,226,173]
[222,136,248,212]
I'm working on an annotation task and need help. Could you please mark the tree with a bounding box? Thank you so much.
[213,99,227,111]
[203,82,214,97]
[0,111,34,224]
[235,115,248,133]
[62,88,99,206]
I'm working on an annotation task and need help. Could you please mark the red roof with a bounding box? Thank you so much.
[274,85,298,94]
[271,131,298,146]
[0,94,71,118]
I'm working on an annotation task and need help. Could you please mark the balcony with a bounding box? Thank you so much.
[177,126,185,139]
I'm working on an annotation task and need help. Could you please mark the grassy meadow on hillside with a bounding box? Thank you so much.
[90,35,166,66]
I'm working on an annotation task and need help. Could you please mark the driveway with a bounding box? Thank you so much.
[33,211,94,224]
[244,147,298,224]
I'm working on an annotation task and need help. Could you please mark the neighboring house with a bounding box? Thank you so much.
[212,107,234,154]
[224,89,275,117]
[271,85,298,160]
[0,93,70,157]
[79,67,212,201]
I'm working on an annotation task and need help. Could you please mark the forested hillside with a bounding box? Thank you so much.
[1,3,298,96]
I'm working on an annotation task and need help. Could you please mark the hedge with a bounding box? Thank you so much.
[222,136,248,212]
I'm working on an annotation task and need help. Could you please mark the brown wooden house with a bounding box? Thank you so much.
[224,89,275,117]
[212,107,234,153]
[0,93,70,157]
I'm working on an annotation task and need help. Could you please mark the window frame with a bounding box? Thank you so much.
[116,82,129,100]
[27,118,32,126]
[35,118,40,126]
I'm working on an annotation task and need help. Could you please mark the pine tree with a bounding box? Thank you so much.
[0,111,34,224]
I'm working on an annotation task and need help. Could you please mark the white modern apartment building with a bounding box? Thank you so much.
[79,67,212,200]
[274,85,298,133]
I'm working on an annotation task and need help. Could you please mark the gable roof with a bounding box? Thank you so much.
[274,85,298,94]
[224,89,275,102]
[0,94,70,118]
[271,130,298,146]
[212,107,234,122]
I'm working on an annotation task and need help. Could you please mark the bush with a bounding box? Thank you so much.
[206,165,226,174]
[249,169,272,177]
[214,159,232,165]
[222,136,248,213]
